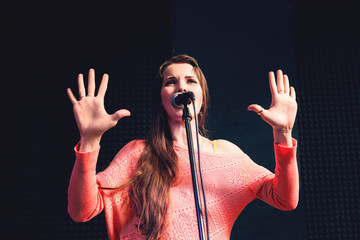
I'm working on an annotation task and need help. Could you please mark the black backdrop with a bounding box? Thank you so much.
[294,1,360,239]
[1,0,359,239]
[1,0,171,239]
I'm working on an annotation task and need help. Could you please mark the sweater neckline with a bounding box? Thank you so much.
[172,140,213,155]
[172,140,241,158]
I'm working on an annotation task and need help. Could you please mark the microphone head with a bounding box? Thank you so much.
[170,91,195,109]
[171,92,183,109]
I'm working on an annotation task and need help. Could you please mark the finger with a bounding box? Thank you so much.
[277,70,284,93]
[97,73,109,98]
[67,88,77,104]
[88,68,96,96]
[111,109,131,123]
[290,86,296,100]
[269,71,277,95]
[247,104,264,114]
[284,74,290,94]
[78,73,86,98]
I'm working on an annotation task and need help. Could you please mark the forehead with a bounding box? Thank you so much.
[162,63,196,79]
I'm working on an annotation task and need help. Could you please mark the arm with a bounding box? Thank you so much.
[256,139,299,210]
[215,138,299,210]
[248,70,299,209]
[66,69,130,221]
[68,144,103,222]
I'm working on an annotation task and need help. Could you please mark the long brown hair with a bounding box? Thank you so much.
[129,54,210,239]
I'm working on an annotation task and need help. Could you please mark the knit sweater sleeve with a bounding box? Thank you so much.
[67,140,145,222]
[255,138,299,211]
[67,143,103,222]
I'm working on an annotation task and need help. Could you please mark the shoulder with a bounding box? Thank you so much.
[214,139,272,178]
[97,139,146,186]
[99,139,146,174]
[114,139,146,159]
[214,139,244,156]
[123,139,146,151]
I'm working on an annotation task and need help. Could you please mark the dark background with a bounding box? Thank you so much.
[1,0,359,239]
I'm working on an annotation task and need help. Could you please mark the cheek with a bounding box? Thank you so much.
[160,89,171,108]
[194,88,203,107]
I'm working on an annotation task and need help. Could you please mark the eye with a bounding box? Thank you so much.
[188,79,198,84]
[164,80,175,86]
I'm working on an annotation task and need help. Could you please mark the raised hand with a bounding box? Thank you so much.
[67,69,131,143]
[248,70,297,145]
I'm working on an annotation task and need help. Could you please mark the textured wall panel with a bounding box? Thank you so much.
[294,1,360,239]
[1,0,171,239]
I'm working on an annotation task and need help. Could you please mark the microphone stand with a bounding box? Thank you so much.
[182,105,206,240]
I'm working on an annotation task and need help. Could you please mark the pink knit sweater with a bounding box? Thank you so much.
[68,139,298,240]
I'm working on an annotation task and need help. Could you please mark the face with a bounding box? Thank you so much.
[161,63,203,122]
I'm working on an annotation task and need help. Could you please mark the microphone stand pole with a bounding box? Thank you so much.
[182,105,206,240]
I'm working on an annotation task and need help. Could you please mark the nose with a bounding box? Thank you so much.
[177,79,188,93]
[178,88,187,93]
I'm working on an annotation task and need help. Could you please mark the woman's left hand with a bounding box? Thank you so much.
[248,70,297,134]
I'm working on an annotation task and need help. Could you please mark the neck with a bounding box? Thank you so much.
[168,117,201,149]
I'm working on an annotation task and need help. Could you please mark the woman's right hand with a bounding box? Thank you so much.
[67,69,131,145]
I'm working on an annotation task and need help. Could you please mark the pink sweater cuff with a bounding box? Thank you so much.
[274,138,297,165]
[73,142,101,174]
[274,138,297,148]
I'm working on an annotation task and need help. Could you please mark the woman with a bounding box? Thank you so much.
[67,54,299,240]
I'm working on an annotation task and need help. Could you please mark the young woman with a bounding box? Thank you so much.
[67,54,299,240]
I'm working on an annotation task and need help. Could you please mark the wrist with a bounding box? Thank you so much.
[273,128,293,146]
[79,136,102,152]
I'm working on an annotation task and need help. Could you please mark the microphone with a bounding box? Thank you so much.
[171,92,195,109]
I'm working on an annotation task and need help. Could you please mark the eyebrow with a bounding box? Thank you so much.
[165,75,196,80]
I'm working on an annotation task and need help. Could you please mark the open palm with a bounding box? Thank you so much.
[248,70,297,132]
[67,69,130,139]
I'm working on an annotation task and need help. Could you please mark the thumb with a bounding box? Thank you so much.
[247,104,264,114]
[111,109,131,122]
